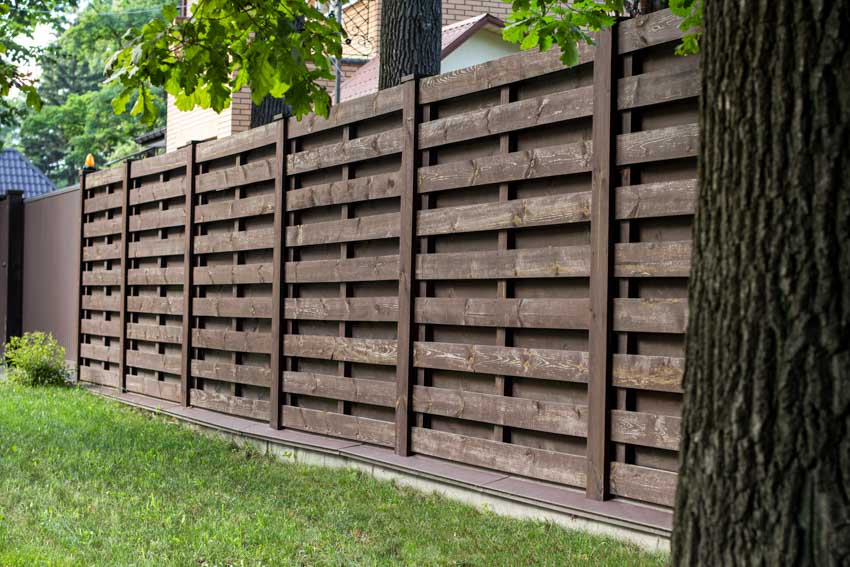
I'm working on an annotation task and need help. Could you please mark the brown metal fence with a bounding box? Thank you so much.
[77,9,696,511]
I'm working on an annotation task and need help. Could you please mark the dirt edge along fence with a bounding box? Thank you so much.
[77,8,696,512]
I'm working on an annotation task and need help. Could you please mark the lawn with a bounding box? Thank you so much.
[0,384,667,566]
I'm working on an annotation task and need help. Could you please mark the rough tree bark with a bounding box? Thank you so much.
[672,1,849,565]
[378,0,441,89]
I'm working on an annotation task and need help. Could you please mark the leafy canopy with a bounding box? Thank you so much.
[502,0,702,67]
[106,0,344,125]
[0,0,79,126]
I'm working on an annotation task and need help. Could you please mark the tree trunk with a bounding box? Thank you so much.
[378,0,441,89]
[672,1,850,565]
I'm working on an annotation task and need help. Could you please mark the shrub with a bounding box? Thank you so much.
[3,332,68,387]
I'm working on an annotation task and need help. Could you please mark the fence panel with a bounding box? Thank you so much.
[76,7,695,514]
[78,165,126,389]
[123,150,190,402]
[189,124,281,420]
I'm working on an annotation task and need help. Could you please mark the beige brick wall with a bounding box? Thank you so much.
[442,0,512,24]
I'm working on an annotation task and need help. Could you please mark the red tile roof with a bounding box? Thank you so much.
[338,13,504,102]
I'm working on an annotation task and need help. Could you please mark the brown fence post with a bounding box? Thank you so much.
[116,160,132,392]
[395,74,421,456]
[180,142,197,407]
[0,190,24,349]
[75,170,90,379]
[270,118,288,429]
[587,25,617,501]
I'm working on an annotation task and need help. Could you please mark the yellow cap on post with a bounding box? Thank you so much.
[84,154,95,168]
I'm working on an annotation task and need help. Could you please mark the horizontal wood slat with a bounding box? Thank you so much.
[191,329,272,354]
[191,360,272,388]
[613,298,688,334]
[82,270,122,286]
[411,428,587,487]
[83,218,121,238]
[193,263,274,285]
[418,140,592,194]
[284,335,398,366]
[417,246,591,280]
[80,343,120,363]
[127,267,185,286]
[284,297,398,322]
[128,238,183,258]
[80,319,120,337]
[285,212,399,247]
[614,241,691,278]
[286,172,400,211]
[287,128,404,175]
[125,375,181,402]
[195,194,275,224]
[615,179,697,219]
[417,192,590,236]
[125,350,181,374]
[190,388,270,421]
[288,85,404,138]
[415,298,589,329]
[282,406,395,447]
[419,86,594,149]
[79,366,120,388]
[195,158,276,194]
[130,150,186,178]
[612,354,685,393]
[193,298,273,318]
[81,295,121,312]
[194,229,275,255]
[414,341,588,382]
[610,463,677,507]
[83,191,122,214]
[85,166,123,188]
[283,371,395,407]
[618,68,700,110]
[127,296,183,315]
[83,243,121,261]
[611,410,681,451]
[617,124,698,166]
[129,178,185,206]
[618,9,686,54]
[126,323,182,344]
[196,122,277,162]
[129,208,185,232]
[413,386,587,437]
[286,255,399,283]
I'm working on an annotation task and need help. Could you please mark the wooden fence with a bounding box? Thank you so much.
[77,8,696,511]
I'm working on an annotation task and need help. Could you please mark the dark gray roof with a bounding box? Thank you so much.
[0,148,56,199]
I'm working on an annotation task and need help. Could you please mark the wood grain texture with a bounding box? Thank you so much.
[129,178,185,206]
[125,350,181,374]
[126,323,182,344]
[192,329,272,354]
[613,298,689,334]
[194,229,275,255]
[616,123,699,166]
[414,297,589,329]
[418,140,592,194]
[614,241,691,278]
[83,191,122,214]
[127,267,185,285]
[190,388,270,421]
[196,122,277,162]
[192,297,273,318]
[612,354,685,393]
[610,462,677,507]
[285,255,399,283]
[417,192,591,236]
[611,409,681,451]
[191,360,272,388]
[285,212,400,247]
[129,208,185,232]
[284,297,398,322]
[193,263,274,285]
[411,427,587,487]
[287,128,404,175]
[283,406,395,447]
[413,341,589,382]
[413,385,588,437]
[615,179,697,219]
[416,246,591,280]
[286,172,400,211]
[283,371,395,406]
[126,296,183,316]
[284,335,398,366]
[287,84,404,138]
[194,194,275,224]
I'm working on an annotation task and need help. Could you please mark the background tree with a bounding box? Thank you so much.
[0,0,79,127]
[504,0,848,564]
[4,0,168,186]
[377,0,441,89]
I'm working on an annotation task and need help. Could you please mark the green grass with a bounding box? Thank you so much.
[0,384,667,566]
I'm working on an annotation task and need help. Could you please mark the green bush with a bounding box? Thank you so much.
[3,332,68,387]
